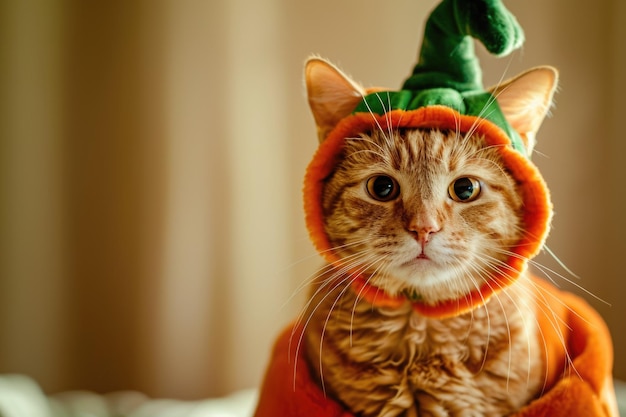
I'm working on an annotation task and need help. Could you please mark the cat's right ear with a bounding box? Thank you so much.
[305,58,366,142]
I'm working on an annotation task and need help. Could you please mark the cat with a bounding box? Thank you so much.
[297,57,558,417]
[253,1,616,414]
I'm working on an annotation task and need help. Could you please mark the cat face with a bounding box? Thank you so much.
[305,58,558,312]
[322,128,524,304]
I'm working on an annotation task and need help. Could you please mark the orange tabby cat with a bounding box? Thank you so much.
[299,58,557,417]
[254,1,616,414]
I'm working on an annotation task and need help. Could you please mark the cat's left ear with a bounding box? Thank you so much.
[490,66,558,154]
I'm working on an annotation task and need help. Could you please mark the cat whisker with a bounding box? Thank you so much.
[530,147,549,159]
[497,287,538,392]
[347,148,390,162]
[492,247,610,307]
[463,117,491,148]
[317,255,388,392]
[281,240,383,388]
[486,290,515,392]
[467,149,515,181]
[484,272,534,392]
[533,264,610,307]
[493,53,517,92]
[380,91,395,144]
[471,76,512,132]
[376,91,400,151]
[290,250,373,336]
[349,258,390,345]
[526,279,584,391]
[358,90,393,146]
[345,135,387,156]
[477,264,584,394]
[461,259,499,375]
[290,261,368,390]
[467,257,548,394]
[292,248,377,332]
[284,237,378,307]
[542,245,580,279]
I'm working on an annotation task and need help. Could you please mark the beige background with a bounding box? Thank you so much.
[1,0,624,399]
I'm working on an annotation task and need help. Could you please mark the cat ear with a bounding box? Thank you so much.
[490,66,559,154]
[305,58,367,142]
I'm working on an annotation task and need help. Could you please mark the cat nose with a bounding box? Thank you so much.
[410,226,440,244]
[408,213,441,244]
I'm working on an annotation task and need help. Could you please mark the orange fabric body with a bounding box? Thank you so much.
[253,276,617,417]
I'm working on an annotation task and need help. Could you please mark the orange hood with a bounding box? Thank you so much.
[303,106,552,318]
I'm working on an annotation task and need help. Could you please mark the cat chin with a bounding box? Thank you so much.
[372,263,477,304]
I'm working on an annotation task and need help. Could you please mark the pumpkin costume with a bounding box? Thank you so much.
[255,0,617,415]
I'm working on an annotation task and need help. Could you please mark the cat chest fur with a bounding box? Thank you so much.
[304,274,543,417]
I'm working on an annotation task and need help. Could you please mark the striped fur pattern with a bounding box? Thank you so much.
[301,128,544,416]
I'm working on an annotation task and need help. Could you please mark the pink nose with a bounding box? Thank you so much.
[408,212,441,244]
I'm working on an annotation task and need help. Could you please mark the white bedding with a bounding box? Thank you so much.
[0,375,257,417]
[1,374,625,417]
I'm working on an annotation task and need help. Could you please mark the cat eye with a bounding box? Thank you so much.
[366,175,400,202]
[448,177,481,202]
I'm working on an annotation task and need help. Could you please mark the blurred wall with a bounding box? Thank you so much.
[0,0,624,399]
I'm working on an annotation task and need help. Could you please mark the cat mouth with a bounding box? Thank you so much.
[402,252,434,266]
